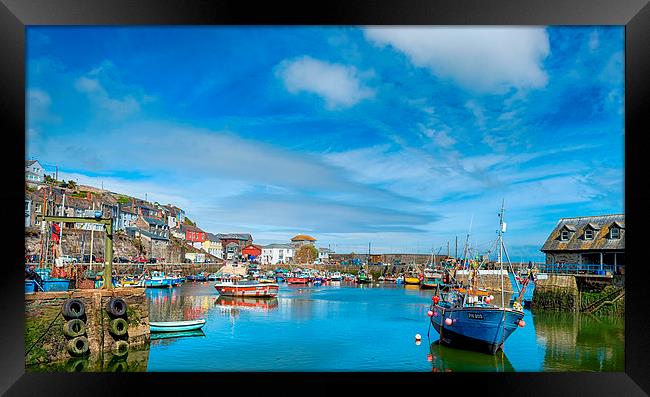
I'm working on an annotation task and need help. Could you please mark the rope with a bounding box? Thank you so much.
[25,309,62,358]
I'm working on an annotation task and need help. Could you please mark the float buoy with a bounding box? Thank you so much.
[518,320,526,327]
[427,310,434,317]
[415,333,422,341]
[433,311,439,317]
[444,318,453,326]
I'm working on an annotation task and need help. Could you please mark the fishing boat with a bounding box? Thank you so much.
[121,274,146,288]
[404,272,421,285]
[428,202,525,355]
[395,275,405,284]
[356,269,372,284]
[145,271,173,288]
[214,279,279,297]
[287,272,310,284]
[420,268,443,289]
[330,272,342,281]
[149,319,206,332]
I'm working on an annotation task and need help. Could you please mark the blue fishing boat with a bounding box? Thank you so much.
[429,202,525,355]
[145,271,174,288]
[430,289,524,354]
[150,319,206,332]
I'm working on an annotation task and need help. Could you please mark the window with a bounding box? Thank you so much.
[610,228,620,239]
[584,229,594,240]
[560,230,570,241]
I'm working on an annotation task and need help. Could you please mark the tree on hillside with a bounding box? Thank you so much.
[295,244,318,264]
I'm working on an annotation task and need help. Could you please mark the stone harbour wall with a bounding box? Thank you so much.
[532,274,579,312]
[25,288,149,367]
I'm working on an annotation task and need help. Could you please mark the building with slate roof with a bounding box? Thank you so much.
[540,214,624,270]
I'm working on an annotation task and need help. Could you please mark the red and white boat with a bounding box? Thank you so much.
[287,276,310,284]
[214,280,279,297]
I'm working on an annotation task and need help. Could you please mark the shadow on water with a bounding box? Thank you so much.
[428,340,515,372]
[533,311,624,371]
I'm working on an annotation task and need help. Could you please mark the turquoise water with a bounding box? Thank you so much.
[145,282,624,372]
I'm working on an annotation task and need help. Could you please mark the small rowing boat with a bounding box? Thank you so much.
[149,319,206,332]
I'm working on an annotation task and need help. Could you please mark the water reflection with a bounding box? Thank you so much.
[533,311,624,371]
[151,330,206,344]
[428,341,515,372]
[214,296,279,311]
[147,286,213,322]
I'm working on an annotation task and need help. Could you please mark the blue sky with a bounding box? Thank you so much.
[26,26,624,260]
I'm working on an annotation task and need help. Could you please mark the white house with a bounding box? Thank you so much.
[318,247,333,262]
[261,243,294,265]
[25,160,45,182]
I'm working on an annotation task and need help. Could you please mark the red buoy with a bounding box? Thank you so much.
[445,318,453,326]
[427,310,434,317]
[518,320,526,327]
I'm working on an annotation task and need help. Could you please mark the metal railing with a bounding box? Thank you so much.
[536,263,615,275]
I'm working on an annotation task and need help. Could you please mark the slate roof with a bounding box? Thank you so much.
[216,233,252,241]
[541,214,625,252]
[262,243,294,249]
[143,216,167,227]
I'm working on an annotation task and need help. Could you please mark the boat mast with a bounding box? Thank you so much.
[498,200,505,310]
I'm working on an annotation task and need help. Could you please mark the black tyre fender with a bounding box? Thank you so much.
[66,357,89,372]
[106,297,127,317]
[63,319,86,338]
[62,299,85,319]
[113,340,129,358]
[109,318,128,337]
[66,336,89,357]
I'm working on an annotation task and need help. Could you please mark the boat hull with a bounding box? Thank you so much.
[150,320,206,332]
[287,277,309,284]
[215,283,279,297]
[430,306,524,354]
[404,277,420,285]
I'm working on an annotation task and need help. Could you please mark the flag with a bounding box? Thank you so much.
[51,223,61,244]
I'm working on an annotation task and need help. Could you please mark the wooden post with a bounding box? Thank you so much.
[104,220,114,289]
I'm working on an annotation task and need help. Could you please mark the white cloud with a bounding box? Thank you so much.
[275,56,375,109]
[27,88,60,123]
[421,128,456,148]
[364,27,550,94]
[74,76,141,118]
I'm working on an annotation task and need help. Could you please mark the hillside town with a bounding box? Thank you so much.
[25,159,333,267]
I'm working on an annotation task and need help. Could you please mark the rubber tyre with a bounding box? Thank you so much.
[63,319,86,338]
[113,340,129,358]
[106,297,127,317]
[62,299,85,319]
[109,318,128,337]
[66,336,89,357]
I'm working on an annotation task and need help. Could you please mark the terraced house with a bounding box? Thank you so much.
[541,214,625,272]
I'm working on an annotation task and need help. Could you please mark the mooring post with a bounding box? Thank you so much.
[104,220,114,289]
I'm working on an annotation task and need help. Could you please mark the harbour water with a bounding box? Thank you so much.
[145,282,624,372]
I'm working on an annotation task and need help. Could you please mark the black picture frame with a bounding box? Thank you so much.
[1,0,648,395]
